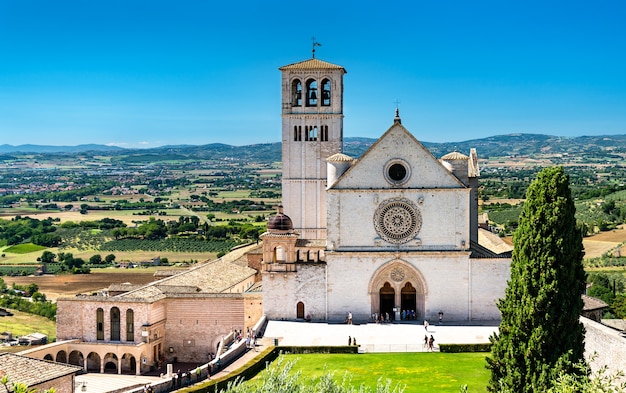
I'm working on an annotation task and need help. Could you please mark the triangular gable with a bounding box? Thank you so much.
[331,123,465,189]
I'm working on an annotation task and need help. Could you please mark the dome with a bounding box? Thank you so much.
[267,206,294,232]
[327,153,354,162]
[441,151,469,160]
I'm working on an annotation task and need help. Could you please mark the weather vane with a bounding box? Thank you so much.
[312,37,321,58]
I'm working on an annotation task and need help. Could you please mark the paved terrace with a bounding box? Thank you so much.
[75,320,499,393]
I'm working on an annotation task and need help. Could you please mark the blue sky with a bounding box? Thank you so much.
[1,1,625,148]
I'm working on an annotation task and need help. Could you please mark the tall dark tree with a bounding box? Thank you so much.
[487,166,586,392]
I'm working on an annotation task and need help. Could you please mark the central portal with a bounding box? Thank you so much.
[369,261,426,321]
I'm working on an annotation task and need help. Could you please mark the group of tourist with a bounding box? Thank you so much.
[372,312,391,323]
[424,334,435,351]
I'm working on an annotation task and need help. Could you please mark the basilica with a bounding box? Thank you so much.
[261,57,512,323]
[25,56,512,376]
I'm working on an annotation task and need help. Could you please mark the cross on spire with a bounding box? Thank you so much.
[393,99,402,124]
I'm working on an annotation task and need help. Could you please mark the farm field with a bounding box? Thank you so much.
[582,224,626,259]
[0,309,57,344]
[2,269,161,301]
[248,353,489,393]
[0,208,194,226]
[1,245,216,265]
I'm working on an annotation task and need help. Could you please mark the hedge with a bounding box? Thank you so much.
[439,343,492,353]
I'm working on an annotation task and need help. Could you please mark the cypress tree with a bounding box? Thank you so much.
[487,166,586,392]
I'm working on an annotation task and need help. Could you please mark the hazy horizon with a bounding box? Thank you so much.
[1,1,625,149]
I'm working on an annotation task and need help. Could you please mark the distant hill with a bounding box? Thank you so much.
[0,144,125,153]
[1,134,625,162]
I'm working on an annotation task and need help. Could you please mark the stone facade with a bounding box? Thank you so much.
[262,58,511,323]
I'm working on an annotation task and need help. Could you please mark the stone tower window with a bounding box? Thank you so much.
[306,79,318,106]
[96,308,104,340]
[321,125,328,141]
[294,125,302,141]
[274,246,286,262]
[321,78,331,106]
[292,79,302,106]
[306,126,318,141]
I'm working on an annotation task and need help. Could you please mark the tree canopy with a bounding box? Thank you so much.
[487,166,587,392]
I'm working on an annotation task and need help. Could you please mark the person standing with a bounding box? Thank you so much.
[424,319,429,331]
[428,335,435,351]
[347,311,353,324]
[438,310,444,324]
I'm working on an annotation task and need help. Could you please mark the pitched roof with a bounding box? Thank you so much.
[117,244,258,301]
[582,294,609,311]
[279,58,346,72]
[0,353,81,392]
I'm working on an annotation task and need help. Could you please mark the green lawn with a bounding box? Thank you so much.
[254,353,489,393]
[2,243,46,254]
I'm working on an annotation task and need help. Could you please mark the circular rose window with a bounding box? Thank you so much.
[374,197,422,244]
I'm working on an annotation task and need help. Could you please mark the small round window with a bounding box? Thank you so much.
[388,163,407,181]
[384,159,411,186]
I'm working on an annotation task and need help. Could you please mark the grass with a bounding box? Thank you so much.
[3,243,46,254]
[0,308,57,344]
[253,353,489,393]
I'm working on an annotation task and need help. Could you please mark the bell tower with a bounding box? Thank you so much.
[279,56,346,240]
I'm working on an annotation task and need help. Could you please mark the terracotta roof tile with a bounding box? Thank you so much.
[279,58,346,72]
[0,353,81,391]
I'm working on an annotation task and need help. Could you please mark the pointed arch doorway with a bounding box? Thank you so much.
[369,261,426,321]
[379,282,395,320]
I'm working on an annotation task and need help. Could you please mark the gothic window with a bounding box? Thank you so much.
[126,309,134,342]
[321,79,331,106]
[292,79,302,107]
[110,307,120,341]
[96,308,104,340]
[306,79,318,107]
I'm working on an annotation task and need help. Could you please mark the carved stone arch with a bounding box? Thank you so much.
[368,259,427,320]
[291,78,303,107]
[273,245,286,262]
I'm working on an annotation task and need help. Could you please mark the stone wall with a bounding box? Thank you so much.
[469,258,510,321]
[56,298,149,343]
[244,292,263,331]
[162,296,245,363]
[33,375,75,393]
[262,264,327,321]
[582,316,626,376]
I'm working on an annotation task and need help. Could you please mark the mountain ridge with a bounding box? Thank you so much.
[1,134,625,162]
